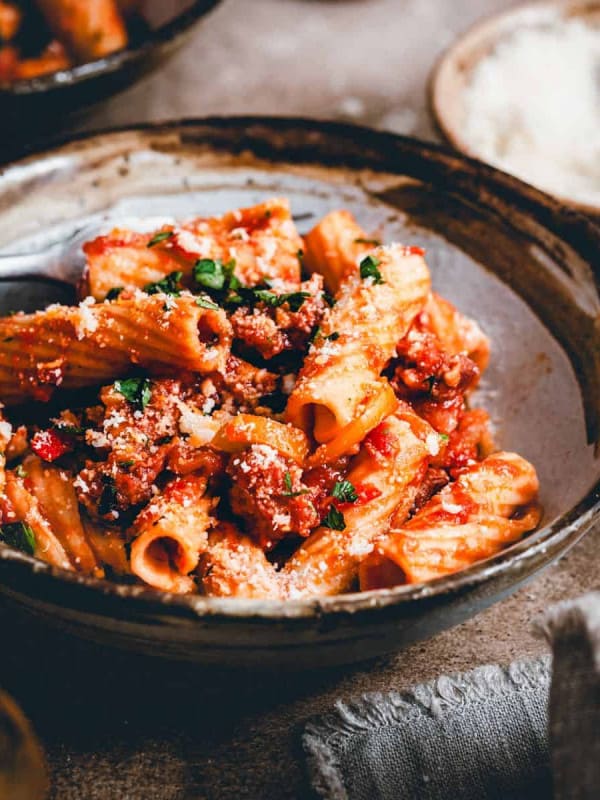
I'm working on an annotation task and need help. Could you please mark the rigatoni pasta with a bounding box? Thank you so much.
[360,452,541,587]
[286,242,430,447]
[0,293,232,404]
[0,200,541,598]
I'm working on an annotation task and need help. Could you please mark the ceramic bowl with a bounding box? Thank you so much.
[0,1,221,122]
[429,0,600,217]
[0,118,598,668]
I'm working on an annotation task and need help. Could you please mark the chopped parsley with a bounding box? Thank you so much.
[251,289,279,306]
[359,255,384,284]
[281,471,309,498]
[114,377,152,411]
[191,261,311,313]
[253,289,311,312]
[52,423,86,435]
[322,504,346,531]
[281,291,311,312]
[310,326,322,343]
[354,237,381,246]
[322,291,336,308]
[196,296,220,310]
[118,460,135,469]
[0,522,35,556]
[331,480,358,504]
[147,230,174,248]
[439,433,449,444]
[15,465,28,478]
[143,270,183,296]
[98,476,118,516]
[106,287,124,301]
[311,329,339,344]
[193,258,233,291]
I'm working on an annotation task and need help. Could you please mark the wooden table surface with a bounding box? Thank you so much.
[2,1,598,798]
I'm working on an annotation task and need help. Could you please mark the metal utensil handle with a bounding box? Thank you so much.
[0,248,69,283]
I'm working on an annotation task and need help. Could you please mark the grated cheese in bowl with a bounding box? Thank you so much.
[461,15,600,208]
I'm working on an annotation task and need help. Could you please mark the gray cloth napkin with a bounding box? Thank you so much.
[304,591,600,800]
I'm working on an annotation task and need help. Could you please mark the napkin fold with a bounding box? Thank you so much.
[303,591,600,800]
[542,592,600,800]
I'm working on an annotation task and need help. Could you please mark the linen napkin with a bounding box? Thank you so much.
[303,591,600,800]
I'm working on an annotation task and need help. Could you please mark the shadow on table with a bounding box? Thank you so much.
[0,603,385,799]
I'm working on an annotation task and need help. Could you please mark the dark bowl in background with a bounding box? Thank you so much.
[0,1,221,124]
[0,117,598,669]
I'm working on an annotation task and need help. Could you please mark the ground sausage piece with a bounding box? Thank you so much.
[75,379,183,520]
[230,274,327,360]
[391,329,480,435]
[227,444,319,549]
[230,308,288,359]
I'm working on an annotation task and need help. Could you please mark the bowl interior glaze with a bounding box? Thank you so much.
[0,118,598,666]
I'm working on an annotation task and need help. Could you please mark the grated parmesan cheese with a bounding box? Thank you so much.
[75,297,99,339]
[176,401,219,447]
[462,16,600,206]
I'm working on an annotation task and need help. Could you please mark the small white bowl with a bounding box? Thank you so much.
[429,0,600,217]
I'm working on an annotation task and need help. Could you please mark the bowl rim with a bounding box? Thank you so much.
[428,0,600,217]
[0,114,599,622]
[0,0,222,96]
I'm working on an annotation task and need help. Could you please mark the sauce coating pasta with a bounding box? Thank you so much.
[0,200,541,597]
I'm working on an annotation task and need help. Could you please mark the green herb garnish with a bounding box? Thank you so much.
[324,331,339,341]
[282,291,311,312]
[147,230,174,248]
[114,377,152,411]
[331,480,358,504]
[439,433,449,444]
[118,460,135,469]
[106,287,124,301]
[254,289,311,312]
[196,296,220,310]
[322,504,346,531]
[52,423,86,435]
[359,255,384,284]
[251,289,279,306]
[15,465,28,478]
[193,258,229,291]
[0,522,35,556]
[143,271,183,296]
[281,471,309,498]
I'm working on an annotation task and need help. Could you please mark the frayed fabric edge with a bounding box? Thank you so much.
[302,656,551,800]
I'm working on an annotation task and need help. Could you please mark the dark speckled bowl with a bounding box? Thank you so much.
[0,118,598,668]
[0,1,221,122]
